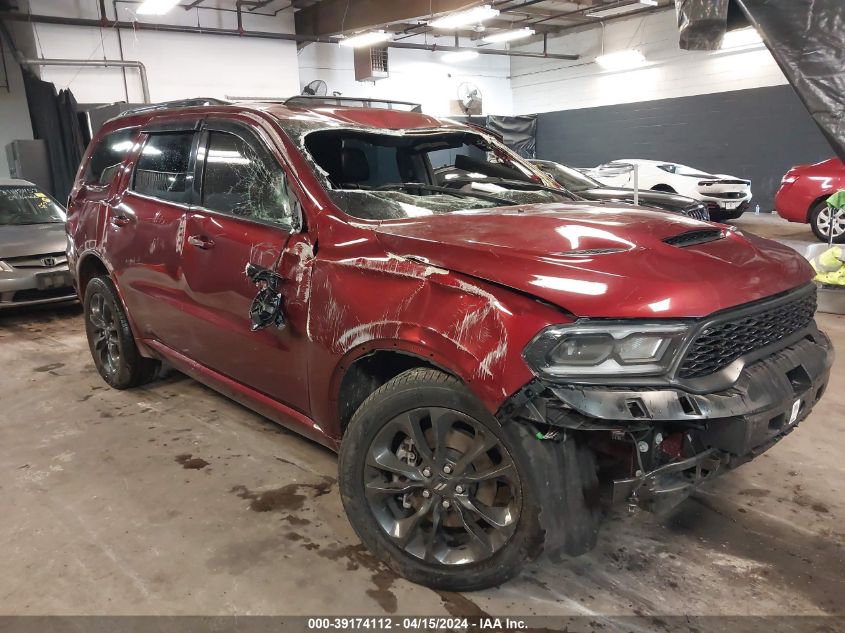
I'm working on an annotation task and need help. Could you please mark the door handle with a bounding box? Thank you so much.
[110,214,132,227]
[187,235,215,250]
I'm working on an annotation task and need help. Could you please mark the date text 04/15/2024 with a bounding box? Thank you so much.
[306,617,528,630]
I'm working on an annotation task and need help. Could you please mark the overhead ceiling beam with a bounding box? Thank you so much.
[294,0,483,36]
[0,11,578,60]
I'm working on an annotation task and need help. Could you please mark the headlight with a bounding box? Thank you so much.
[0,261,14,272]
[523,322,690,378]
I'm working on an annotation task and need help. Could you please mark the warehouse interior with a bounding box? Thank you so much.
[0,0,843,630]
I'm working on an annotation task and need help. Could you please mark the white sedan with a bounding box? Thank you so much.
[582,159,752,221]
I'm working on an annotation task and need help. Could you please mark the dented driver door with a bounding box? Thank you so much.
[178,119,311,412]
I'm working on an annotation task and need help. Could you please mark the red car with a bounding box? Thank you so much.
[775,157,845,242]
[67,97,833,591]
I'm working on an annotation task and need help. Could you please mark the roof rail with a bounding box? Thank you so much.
[283,95,422,112]
[120,98,230,115]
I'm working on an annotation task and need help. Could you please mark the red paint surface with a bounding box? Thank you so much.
[775,157,845,223]
[67,104,816,450]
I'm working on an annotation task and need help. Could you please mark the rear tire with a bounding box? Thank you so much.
[84,276,160,389]
[339,368,543,591]
[810,201,845,243]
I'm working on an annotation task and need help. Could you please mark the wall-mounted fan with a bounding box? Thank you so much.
[457,81,483,115]
[302,79,328,96]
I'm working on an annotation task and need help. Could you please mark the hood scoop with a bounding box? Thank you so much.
[663,228,724,248]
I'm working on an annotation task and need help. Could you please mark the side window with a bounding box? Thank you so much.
[132,132,195,204]
[83,127,138,186]
[201,130,300,229]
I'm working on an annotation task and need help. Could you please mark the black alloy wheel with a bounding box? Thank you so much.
[339,368,543,591]
[363,406,521,566]
[83,276,160,389]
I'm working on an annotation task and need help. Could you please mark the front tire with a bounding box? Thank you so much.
[339,368,543,591]
[810,201,845,243]
[84,276,160,389]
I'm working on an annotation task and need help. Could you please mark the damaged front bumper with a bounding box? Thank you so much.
[501,328,834,514]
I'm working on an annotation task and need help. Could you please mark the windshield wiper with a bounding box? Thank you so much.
[374,182,513,206]
[441,176,582,201]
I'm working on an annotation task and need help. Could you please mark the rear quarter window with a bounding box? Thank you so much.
[131,132,196,204]
[83,127,138,186]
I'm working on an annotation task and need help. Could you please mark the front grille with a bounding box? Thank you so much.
[664,229,723,247]
[683,205,710,221]
[710,191,745,200]
[5,252,68,269]
[678,288,817,379]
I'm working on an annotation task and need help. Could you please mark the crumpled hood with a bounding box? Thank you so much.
[0,223,67,259]
[373,203,813,319]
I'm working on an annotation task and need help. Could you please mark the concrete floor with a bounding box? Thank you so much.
[1,214,843,619]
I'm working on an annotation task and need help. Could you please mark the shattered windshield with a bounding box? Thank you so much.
[0,186,66,225]
[531,160,601,193]
[284,123,570,221]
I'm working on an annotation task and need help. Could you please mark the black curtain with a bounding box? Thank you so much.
[735,0,845,163]
[485,115,538,159]
[22,69,85,201]
[675,0,844,162]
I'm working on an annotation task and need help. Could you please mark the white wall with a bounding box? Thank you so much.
[0,38,34,177]
[20,0,300,104]
[297,37,513,117]
[510,8,788,115]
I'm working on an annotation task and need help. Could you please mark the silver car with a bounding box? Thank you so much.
[0,178,76,308]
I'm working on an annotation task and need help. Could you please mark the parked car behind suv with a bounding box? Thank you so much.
[67,97,833,591]
[528,159,710,221]
[1,179,75,309]
[776,157,845,243]
[585,159,752,221]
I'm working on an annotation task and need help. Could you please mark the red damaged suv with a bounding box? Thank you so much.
[67,97,833,590]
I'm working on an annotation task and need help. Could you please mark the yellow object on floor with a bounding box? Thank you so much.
[811,246,845,285]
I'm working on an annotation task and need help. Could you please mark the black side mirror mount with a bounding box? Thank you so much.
[245,263,286,331]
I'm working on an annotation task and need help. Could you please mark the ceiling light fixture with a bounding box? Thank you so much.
[721,27,763,49]
[595,49,647,70]
[338,30,392,48]
[430,4,500,29]
[586,1,656,18]
[442,50,480,62]
[482,27,536,44]
[136,0,180,15]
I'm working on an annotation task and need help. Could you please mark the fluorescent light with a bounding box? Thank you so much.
[586,1,655,18]
[430,4,500,29]
[595,49,646,70]
[721,27,763,49]
[136,0,180,15]
[339,30,392,48]
[482,27,535,43]
[442,50,479,63]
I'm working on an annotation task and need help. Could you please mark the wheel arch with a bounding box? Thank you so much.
[332,342,468,436]
[76,252,111,297]
[807,193,832,222]
[651,184,676,193]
